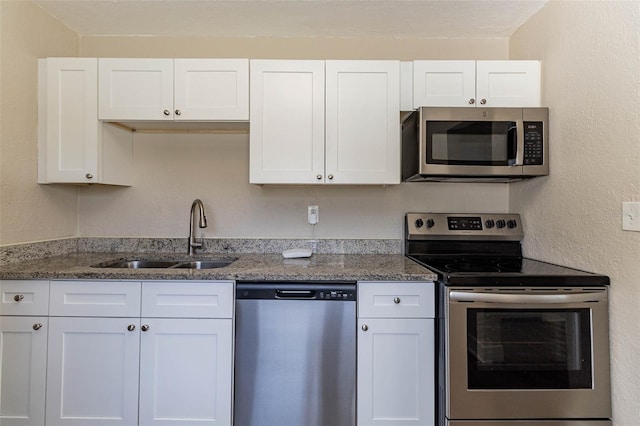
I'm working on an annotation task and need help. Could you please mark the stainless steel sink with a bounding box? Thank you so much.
[172,260,235,269]
[91,258,237,269]
[102,260,181,269]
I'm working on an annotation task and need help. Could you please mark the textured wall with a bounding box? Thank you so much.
[76,36,511,240]
[509,1,640,424]
[78,133,509,239]
[0,1,79,245]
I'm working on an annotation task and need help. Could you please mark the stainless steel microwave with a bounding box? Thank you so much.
[401,107,549,182]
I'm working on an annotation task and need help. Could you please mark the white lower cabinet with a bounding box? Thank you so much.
[46,317,141,426]
[0,280,50,426]
[357,282,435,426]
[139,281,233,426]
[138,318,232,426]
[0,317,48,426]
[45,280,234,426]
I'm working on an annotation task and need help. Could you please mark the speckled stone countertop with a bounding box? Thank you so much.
[0,252,437,282]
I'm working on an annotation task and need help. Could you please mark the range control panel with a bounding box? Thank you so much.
[406,213,523,241]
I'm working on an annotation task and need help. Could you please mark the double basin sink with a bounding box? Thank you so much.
[92,258,237,270]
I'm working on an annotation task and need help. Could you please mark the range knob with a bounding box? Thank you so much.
[485,219,495,229]
[425,219,435,228]
[415,219,424,228]
[507,219,518,229]
[496,219,506,229]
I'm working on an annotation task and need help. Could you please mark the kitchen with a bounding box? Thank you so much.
[0,1,638,425]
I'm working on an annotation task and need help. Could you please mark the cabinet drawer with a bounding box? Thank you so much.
[49,281,141,317]
[142,281,234,318]
[0,280,50,316]
[358,282,435,318]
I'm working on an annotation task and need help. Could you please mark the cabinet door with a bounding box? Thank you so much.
[138,318,233,426]
[0,317,48,426]
[46,317,140,426]
[38,58,99,183]
[249,60,325,184]
[476,60,541,107]
[325,61,400,184]
[174,59,249,121]
[357,318,435,426]
[413,60,476,107]
[99,58,174,120]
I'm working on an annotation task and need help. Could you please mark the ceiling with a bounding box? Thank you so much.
[32,0,550,39]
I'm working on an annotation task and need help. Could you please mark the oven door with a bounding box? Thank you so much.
[444,287,611,421]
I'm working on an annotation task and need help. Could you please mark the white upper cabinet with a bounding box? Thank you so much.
[325,61,400,185]
[99,58,249,121]
[413,60,540,108]
[250,59,400,185]
[249,60,326,184]
[475,60,541,107]
[173,59,249,121]
[38,58,132,186]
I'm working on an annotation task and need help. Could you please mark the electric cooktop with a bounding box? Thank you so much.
[405,213,609,286]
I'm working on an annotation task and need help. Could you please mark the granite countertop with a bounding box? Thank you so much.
[0,252,438,282]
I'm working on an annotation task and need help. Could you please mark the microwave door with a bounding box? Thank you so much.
[420,119,520,177]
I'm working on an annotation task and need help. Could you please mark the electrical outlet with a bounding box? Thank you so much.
[308,205,319,225]
[622,202,640,232]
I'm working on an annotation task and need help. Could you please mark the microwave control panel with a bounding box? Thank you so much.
[523,122,544,165]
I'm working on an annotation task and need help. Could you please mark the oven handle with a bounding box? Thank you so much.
[449,290,606,304]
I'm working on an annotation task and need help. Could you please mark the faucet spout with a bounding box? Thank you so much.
[188,199,208,255]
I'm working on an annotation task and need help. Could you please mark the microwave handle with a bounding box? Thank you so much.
[450,290,606,304]
[513,119,525,166]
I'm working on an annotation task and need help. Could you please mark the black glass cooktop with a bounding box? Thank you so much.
[407,255,610,286]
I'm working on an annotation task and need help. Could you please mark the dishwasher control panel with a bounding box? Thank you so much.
[318,289,356,301]
[236,282,357,301]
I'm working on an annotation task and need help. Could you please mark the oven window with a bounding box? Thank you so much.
[467,308,593,389]
[427,121,517,166]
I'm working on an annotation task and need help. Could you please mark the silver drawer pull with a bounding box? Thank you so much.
[127,324,136,331]
[141,324,150,332]
[14,294,25,302]
[393,297,401,304]
[33,323,43,331]
[361,324,369,332]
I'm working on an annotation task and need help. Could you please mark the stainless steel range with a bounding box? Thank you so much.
[404,213,611,426]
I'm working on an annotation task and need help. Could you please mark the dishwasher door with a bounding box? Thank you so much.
[234,282,356,426]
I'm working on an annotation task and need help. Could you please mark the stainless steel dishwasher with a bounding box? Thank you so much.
[234,281,356,426]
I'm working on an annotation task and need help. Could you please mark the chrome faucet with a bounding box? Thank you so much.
[188,199,208,255]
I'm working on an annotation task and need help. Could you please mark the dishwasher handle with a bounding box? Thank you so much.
[275,289,316,299]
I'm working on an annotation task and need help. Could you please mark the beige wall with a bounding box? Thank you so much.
[509,1,640,424]
[76,36,511,240]
[80,36,509,60]
[0,1,79,245]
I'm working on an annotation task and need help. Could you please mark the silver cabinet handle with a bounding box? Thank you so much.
[175,109,181,116]
[328,174,334,180]
[127,324,136,331]
[480,99,487,105]
[361,324,368,331]
[141,324,150,332]
[468,98,475,104]
[394,297,401,304]
[14,294,24,302]
[316,174,323,180]
[33,323,43,331]
[85,173,93,179]
[163,109,171,116]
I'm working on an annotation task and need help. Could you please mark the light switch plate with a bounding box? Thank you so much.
[622,202,640,231]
